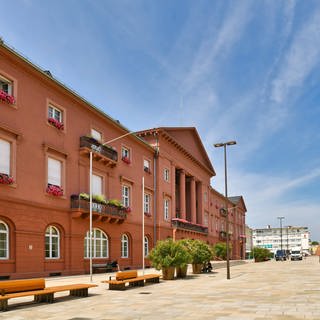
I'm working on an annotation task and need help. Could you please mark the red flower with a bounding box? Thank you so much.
[125,207,131,213]
[0,89,15,105]
[0,173,14,185]
[46,184,63,196]
[122,156,131,164]
[48,118,64,130]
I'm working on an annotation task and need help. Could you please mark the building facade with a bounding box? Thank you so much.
[252,226,310,255]
[0,41,246,279]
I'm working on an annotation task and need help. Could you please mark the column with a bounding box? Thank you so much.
[196,181,203,225]
[179,170,186,220]
[190,177,196,224]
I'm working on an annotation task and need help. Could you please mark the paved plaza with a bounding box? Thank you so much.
[1,256,320,320]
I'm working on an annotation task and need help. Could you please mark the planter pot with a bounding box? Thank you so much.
[176,265,188,278]
[192,263,203,274]
[162,266,175,280]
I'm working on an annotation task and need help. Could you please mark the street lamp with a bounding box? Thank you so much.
[89,131,139,282]
[277,216,285,255]
[214,140,237,280]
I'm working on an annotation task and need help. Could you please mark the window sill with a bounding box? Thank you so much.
[46,122,66,133]
[45,193,67,200]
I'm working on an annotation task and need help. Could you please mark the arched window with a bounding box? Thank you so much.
[121,234,129,258]
[0,221,9,259]
[45,226,60,259]
[84,228,108,258]
[144,236,149,257]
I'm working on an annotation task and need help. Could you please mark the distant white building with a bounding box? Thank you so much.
[252,226,310,255]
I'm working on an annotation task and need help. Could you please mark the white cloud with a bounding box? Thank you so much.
[182,2,253,94]
[271,8,320,103]
[222,167,320,239]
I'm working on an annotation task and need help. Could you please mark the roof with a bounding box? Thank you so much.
[137,127,215,176]
[228,196,247,212]
[0,40,152,151]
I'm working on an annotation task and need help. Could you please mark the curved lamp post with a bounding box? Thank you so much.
[89,131,139,282]
[214,140,236,280]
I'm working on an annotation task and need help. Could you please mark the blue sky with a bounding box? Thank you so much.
[1,0,320,239]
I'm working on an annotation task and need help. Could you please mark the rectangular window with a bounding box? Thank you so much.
[164,199,169,220]
[48,105,63,122]
[204,212,209,226]
[92,174,103,195]
[48,157,62,186]
[144,159,150,173]
[164,168,169,182]
[0,75,13,95]
[121,147,131,164]
[144,193,151,213]
[0,139,10,175]
[122,185,130,208]
[91,128,102,142]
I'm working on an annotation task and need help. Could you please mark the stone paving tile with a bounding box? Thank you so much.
[1,257,320,319]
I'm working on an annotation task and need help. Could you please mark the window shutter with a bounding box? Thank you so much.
[92,174,102,195]
[48,158,61,186]
[0,139,10,174]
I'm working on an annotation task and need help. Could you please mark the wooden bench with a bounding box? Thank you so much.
[0,278,97,311]
[93,260,118,273]
[102,270,160,290]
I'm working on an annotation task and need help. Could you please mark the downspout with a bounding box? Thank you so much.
[153,135,159,247]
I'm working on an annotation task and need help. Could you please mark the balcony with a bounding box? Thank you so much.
[70,195,127,224]
[79,136,118,167]
[171,218,208,234]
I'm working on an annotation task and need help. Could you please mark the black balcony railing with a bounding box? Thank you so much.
[171,218,208,234]
[80,136,118,163]
[70,196,127,220]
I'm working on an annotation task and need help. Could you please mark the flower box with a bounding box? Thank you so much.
[144,212,151,217]
[122,156,131,164]
[0,173,14,185]
[48,117,64,130]
[125,207,131,213]
[0,89,15,105]
[144,167,151,173]
[46,184,63,196]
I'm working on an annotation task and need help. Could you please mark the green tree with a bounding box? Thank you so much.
[213,242,232,260]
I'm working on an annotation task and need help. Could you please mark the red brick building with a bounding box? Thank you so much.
[0,41,246,279]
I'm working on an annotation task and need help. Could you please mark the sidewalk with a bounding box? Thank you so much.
[1,256,319,319]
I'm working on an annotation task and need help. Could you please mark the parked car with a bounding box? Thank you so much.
[275,249,287,261]
[291,248,303,261]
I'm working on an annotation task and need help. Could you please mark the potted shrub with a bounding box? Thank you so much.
[252,247,272,262]
[212,242,232,260]
[175,240,192,278]
[148,239,188,280]
[188,240,213,274]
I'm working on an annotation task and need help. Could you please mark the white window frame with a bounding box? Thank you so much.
[144,193,151,214]
[121,234,129,258]
[0,221,9,259]
[144,159,150,172]
[164,168,170,182]
[164,199,169,220]
[121,147,130,159]
[144,236,149,257]
[122,185,130,208]
[45,226,60,259]
[0,75,13,95]
[91,128,102,142]
[92,174,103,195]
[48,104,63,123]
[84,228,108,259]
[48,157,62,187]
[0,138,10,175]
